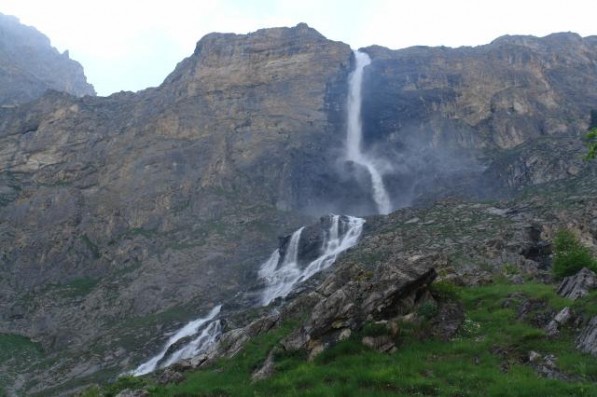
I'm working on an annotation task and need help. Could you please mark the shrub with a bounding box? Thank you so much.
[552,229,597,278]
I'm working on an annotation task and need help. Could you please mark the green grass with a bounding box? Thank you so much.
[0,334,44,393]
[84,280,597,397]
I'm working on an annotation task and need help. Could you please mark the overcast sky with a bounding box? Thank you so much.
[2,0,596,96]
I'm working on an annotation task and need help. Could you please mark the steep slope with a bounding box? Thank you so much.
[0,13,95,105]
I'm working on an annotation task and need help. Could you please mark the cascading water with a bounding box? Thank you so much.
[131,305,221,376]
[132,215,364,376]
[259,227,304,306]
[346,50,392,215]
[133,55,382,373]
[259,215,364,306]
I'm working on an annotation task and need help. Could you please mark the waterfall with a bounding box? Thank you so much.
[131,53,380,376]
[259,215,364,306]
[259,227,304,305]
[131,305,221,376]
[346,50,392,215]
[132,215,364,375]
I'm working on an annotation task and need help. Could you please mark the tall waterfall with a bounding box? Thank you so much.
[132,215,364,376]
[346,50,392,215]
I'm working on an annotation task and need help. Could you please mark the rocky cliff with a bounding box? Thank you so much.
[0,13,95,105]
[1,22,597,396]
[361,33,597,205]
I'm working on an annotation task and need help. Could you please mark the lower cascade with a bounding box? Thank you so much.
[131,214,364,375]
[131,305,222,376]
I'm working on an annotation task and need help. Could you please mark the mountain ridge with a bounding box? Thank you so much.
[0,22,596,395]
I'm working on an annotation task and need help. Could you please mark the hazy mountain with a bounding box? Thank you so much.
[0,13,95,106]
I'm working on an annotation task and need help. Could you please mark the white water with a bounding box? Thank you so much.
[131,52,379,378]
[131,305,221,376]
[259,215,365,306]
[133,215,364,375]
[346,50,392,215]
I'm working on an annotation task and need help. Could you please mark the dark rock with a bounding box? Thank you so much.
[251,352,275,381]
[517,299,554,328]
[545,307,573,337]
[576,316,597,355]
[157,369,184,385]
[430,302,465,341]
[557,268,597,300]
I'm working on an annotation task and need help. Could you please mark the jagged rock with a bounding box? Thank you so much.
[251,352,275,381]
[430,302,465,341]
[115,390,149,397]
[545,307,573,337]
[279,256,437,357]
[528,351,542,363]
[157,369,184,385]
[361,335,396,353]
[527,353,568,380]
[197,312,280,368]
[557,268,597,300]
[576,316,597,355]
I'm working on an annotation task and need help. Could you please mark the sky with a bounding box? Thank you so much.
[1,0,596,96]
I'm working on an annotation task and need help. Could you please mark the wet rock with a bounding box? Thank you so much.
[576,316,597,355]
[557,268,597,300]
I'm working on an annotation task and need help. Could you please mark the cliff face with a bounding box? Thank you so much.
[0,23,354,394]
[0,13,95,105]
[1,22,597,395]
[361,33,597,204]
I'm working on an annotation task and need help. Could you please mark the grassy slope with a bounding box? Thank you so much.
[83,280,597,397]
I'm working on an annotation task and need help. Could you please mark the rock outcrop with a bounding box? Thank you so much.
[0,13,95,105]
[557,268,597,300]
[576,316,597,355]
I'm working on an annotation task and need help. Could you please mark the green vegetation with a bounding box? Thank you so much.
[552,229,597,278]
[81,234,101,259]
[0,334,44,393]
[58,277,99,298]
[584,127,597,160]
[84,281,596,397]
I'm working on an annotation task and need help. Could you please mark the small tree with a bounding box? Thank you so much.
[552,229,597,278]
[585,127,597,161]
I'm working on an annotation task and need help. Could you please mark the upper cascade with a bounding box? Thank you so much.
[345,50,392,215]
